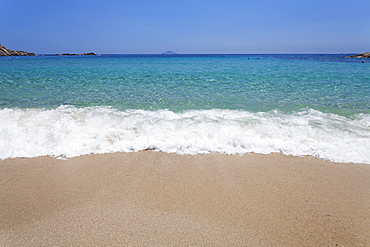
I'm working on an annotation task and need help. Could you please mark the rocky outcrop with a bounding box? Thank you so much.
[0,44,35,56]
[56,52,96,56]
[61,53,78,56]
[346,52,370,58]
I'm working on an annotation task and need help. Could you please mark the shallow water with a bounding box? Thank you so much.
[1,54,369,163]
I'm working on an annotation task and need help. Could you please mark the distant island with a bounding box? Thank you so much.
[0,44,35,56]
[162,51,177,55]
[346,52,370,58]
[56,52,96,56]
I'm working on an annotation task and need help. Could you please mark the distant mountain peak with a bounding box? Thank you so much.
[162,51,177,55]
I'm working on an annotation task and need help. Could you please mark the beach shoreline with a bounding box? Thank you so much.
[1,151,369,246]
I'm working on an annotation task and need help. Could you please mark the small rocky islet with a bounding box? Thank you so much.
[56,52,96,56]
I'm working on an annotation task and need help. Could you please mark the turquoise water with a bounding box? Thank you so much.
[1,54,369,115]
[1,54,370,163]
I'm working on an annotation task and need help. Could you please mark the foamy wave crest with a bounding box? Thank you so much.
[1,106,369,163]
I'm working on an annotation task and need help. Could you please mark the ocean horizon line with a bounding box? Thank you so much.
[32,52,361,55]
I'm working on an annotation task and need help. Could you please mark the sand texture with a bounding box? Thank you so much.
[1,151,369,246]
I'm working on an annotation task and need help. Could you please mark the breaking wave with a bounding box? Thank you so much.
[1,106,369,164]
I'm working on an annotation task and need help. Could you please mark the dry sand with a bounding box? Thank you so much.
[0,151,369,246]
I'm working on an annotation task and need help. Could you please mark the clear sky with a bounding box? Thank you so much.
[2,0,369,54]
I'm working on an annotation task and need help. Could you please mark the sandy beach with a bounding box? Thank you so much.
[0,151,369,246]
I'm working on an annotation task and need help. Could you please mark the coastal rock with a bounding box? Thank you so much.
[0,44,35,56]
[346,52,370,58]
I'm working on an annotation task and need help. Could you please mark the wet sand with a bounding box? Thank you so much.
[1,151,369,246]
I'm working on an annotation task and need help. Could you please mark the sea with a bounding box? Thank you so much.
[1,54,369,163]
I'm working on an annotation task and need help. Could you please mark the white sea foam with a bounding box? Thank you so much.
[1,106,369,164]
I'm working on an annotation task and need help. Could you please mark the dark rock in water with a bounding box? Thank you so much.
[346,52,370,58]
[0,44,35,56]
[59,52,96,56]
[162,51,177,55]
[62,53,78,56]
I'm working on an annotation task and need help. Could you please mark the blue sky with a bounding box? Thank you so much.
[2,0,369,54]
